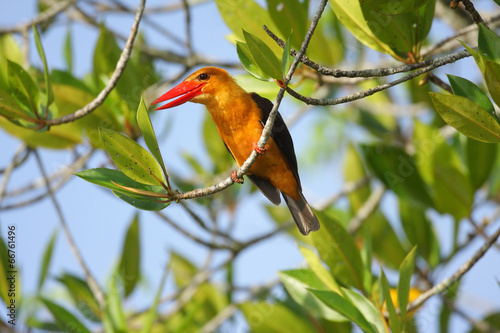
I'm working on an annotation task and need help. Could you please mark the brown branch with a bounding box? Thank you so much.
[43,0,145,126]
[0,145,27,207]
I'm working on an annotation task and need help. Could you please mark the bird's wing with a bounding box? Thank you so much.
[250,93,301,190]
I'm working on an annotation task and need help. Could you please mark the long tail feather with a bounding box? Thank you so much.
[282,192,320,235]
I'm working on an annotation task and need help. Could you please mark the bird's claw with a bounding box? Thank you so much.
[231,170,244,184]
[253,142,267,155]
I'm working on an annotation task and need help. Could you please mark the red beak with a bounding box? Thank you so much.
[151,81,206,110]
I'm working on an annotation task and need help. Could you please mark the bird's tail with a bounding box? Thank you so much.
[282,191,320,235]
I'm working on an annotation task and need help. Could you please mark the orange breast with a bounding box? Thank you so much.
[209,99,300,201]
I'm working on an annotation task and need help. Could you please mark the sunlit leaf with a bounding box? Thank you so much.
[203,112,234,173]
[279,269,346,321]
[430,92,500,143]
[398,246,418,328]
[282,31,293,79]
[100,127,165,185]
[341,288,386,333]
[7,60,40,116]
[240,301,317,333]
[309,289,376,333]
[237,42,270,81]
[64,27,73,73]
[33,25,53,110]
[136,97,167,176]
[298,245,341,293]
[380,270,401,333]
[447,74,496,117]
[243,30,283,81]
[483,59,500,108]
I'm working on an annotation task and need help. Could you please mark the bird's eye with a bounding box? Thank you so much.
[198,73,209,81]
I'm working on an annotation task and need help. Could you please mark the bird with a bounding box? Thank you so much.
[151,67,320,235]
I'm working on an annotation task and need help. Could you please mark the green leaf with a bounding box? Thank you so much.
[0,88,35,121]
[311,212,365,291]
[41,298,92,333]
[37,230,57,294]
[362,144,434,208]
[75,168,167,199]
[33,25,53,109]
[478,24,500,63]
[100,127,166,185]
[432,140,474,220]
[398,246,418,328]
[170,251,198,288]
[266,0,307,51]
[430,92,500,143]
[461,41,484,72]
[0,34,24,90]
[64,27,73,73]
[329,0,434,59]
[136,97,167,177]
[105,268,127,332]
[240,301,317,333]
[361,226,373,294]
[141,260,171,333]
[279,269,346,321]
[57,273,101,322]
[483,59,500,108]
[7,60,40,116]
[298,245,341,293]
[399,198,440,267]
[309,289,376,333]
[380,270,401,333]
[215,0,282,54]
[112,190,170,211]
[243,30,283,81]
[236,42,270,81]
[469,312,500,333]
[118,214,141,297]
[341,288,386,333]
[447,74,495,116]
[282,31,293,79]
[466,137,498,190]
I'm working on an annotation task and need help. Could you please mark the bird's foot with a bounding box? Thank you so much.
[231,170,244,184]
[253,142,267,155]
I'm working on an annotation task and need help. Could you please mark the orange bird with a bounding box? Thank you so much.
[152,67,319,235]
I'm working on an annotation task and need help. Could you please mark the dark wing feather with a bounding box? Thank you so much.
[223,142,281,205]
[250,93,301,190]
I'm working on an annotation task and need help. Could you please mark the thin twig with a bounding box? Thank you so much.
[33,150,106,309]
[0,145,27,208]
[173,0,329,202]
[284,49,470,106]
[428,73,453,94]
[406,222,500,312]
[44,0,145,126]
[0,0,74,34]
[316,177,371,211]
[200,278,281,333]
[347,186,386,234]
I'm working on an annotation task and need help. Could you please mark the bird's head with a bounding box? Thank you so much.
[152,67,242,110]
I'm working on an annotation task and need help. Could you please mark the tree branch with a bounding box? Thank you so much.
[284,48,470,106]
[44,0,145,126]
[406,222,500,313]
[33,150,106,309]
